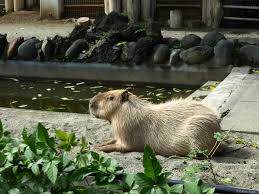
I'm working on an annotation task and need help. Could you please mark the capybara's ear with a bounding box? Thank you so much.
[121,90,129,102]
[126,87,133,93]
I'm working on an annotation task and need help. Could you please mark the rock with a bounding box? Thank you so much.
[162,37,180,49]
[7,37,24,59]
[41,37,55,60]
[121,42,137,62]
[81,33,122,63]
[95,11,129,32]
[52,35,71,58]
[214,39,235,66]
[181,34,201,49]
[65,39,88,59]
[169,49,182,65]
[69,25,89,41]
[120,24,146,42]
[17,38,41,60]
[133,37,155,64]
[201,31,226,47]
[180,46,213,64]
[159,63,172,70]
[0,33,8,57]
[153,44,170,64]
[240,45,259,66]
[94,12,106,27]
[76,17,91,26]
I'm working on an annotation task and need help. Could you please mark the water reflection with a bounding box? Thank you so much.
[0,78,194,114]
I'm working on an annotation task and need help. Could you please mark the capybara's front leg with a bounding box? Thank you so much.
[97,143,129,153]
[94,139,117,148]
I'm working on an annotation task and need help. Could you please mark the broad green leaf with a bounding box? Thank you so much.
[47,162,58,184]
[213,132,222,142]
[26,131,37,153]
[6,153,13,162]
[68,133,77,146]
[184,180,202,194]
[55,129,69,141]
[32,163,40,176]
[143,145,162,181]
[151,187,168,194]
[43,162,51,173]
[124,173,136,188]
[8,188,20,194]
[12,166,18,174]
[64,165,76,172]
[22,128,28,141]
[170,184,183,193]
[62,152,70,168]
[135,173,154,188]
[0,120,3,139]
[37,123,49,143]
[140,187,167,194]
[203,187,215,194]
[24,147,34,160]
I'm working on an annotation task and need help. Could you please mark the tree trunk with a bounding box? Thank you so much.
[127,0,140,22]
[109,0,121,13]
[169,10,183,28]
[141,0,156,21]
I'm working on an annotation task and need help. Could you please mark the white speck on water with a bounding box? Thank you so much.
[61,97,73,101]
[38,94,42,97]
[64,86,75,89]
[46,88,51,91]
[32,97,37,100]
[76,82,85,85]
[18,105,27,108]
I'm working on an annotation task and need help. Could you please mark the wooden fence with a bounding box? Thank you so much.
[156,0,202,21]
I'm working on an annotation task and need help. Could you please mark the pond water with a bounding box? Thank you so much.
[0,78,195,114]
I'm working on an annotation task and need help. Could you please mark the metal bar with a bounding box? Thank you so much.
[224,16,259,22]
[156,4,200,8]
[223,5,259,10]
[168,180,259,194]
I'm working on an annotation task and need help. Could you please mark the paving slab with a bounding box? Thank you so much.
[221,74,259,133]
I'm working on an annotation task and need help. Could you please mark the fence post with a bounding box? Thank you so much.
[5,0,14,12]
[109,0,121,13]
[122,0,127,14]
[169,10,183,28]
[104,0,110,14]
[127,0,140,22]
[141,0,156,21]
[14,0,24,11]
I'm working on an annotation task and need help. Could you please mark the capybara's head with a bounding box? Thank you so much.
[89,88,133,120]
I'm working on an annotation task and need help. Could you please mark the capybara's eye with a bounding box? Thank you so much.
[108,96,114,101]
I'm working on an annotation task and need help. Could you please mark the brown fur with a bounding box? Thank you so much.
[89,89,222,157]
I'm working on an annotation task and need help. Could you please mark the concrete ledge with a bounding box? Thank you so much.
[0,60,233,86]
[203,66,251,115]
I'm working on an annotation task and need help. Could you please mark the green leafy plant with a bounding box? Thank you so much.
[0,120,215,194]
[116,41,127,48]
